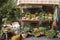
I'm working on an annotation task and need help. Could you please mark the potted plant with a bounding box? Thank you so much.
[39,27,47,35]
[45,30,56,38]
[20,26,30,38]
[32,28,40,37]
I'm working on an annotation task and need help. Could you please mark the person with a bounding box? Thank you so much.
[2,23,14,40]
[11,22,20,35]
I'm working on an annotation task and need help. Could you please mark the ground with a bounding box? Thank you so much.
[21,36,60,40]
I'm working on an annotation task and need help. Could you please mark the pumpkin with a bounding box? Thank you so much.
[39,27,47,35]
[52,21,56,27]
[48,13,53,21]
[33,28,39,31]
[57,33,60,38]
[33,28,40,37]
[48,13,53,17]
[25,15,28,18]
[40,32,44,35]
[33,32,40,37]
[12,35,20,40]
[22,34,28,38]
[31,14,36,18]
[26,18,30,20]
[45,30,56,38]
[31,18,36,20]
[36,16,39,20]
[51,21,56,30]
[27,15,31,19]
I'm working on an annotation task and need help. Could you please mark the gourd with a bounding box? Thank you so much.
[26,18,30,20]
[21,26,30,38]
[33,28,40,37]
[12,35,20,40]
[57,32,60,38]
[48,13,53,17]
[39,27,47,31]
[22,34,28,38]
[45,30,56,38]
[48,13,53,21]
[47,13,53,24]
[25,14,30,20]
[36,16,39,20]
[39,12,45,20]
[31,18,36,20]
[27,15,31,19]
[52,21,56,27]
[31,14,36,18]
[39,27,47,35]
[51,21,56,30]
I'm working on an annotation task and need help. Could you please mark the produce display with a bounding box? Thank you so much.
[22,11,53,23]
[20,7,59,39]
[22,14,39,21]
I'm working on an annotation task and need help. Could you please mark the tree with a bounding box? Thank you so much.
[0,0,8,8]
[0,0,21,24]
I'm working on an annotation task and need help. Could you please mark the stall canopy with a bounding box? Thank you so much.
[17,0,59,5]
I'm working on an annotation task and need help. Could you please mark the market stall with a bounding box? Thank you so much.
[17,0,60,39]
[17,0,59,27]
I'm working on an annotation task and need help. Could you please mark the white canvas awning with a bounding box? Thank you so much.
[17,0,59,5]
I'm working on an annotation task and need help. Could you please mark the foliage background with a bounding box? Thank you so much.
[0,0,21,27]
